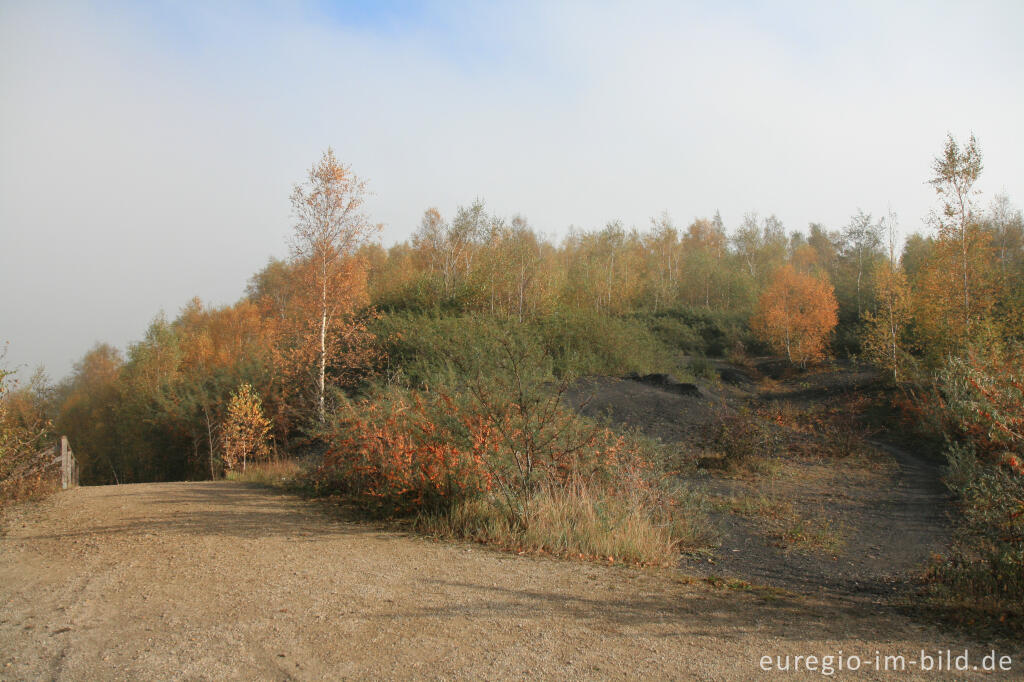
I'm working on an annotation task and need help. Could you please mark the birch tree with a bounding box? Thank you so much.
[289,149,378,422]
[841,209,884,317]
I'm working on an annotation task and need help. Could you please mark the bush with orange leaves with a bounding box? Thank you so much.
[1,359,56,505]
[316,391,493,515]
[936,346,1024,463]
[317,330,644,514]
[314,383,706,564]
[316,383,647,519]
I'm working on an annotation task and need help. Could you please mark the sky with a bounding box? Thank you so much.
[1,0,1022,379]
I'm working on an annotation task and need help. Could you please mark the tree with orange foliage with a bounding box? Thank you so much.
[752,265,838,366]
[288,149,380,422]
[221,383,271,474]
[171,297,278,477]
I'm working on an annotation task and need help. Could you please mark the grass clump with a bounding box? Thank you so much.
[781,516,843,554]
[722,491,792,520]
[687,353,717,382]
[0,473,58,511]
[226,458,308,491]
[422,479,712,566]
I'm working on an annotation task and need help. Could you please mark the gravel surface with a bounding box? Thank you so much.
[1,482,1017,680]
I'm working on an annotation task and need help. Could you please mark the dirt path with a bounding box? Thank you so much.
[2,482,1014,680]
[568,365,954,601]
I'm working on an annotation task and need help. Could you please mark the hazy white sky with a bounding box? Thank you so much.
[1,0,1022,379]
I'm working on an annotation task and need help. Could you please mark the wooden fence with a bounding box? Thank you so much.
[52,436,79,489]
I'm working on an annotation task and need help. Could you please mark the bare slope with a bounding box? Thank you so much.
[567,364,952,598]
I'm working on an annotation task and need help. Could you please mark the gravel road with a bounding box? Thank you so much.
[1,482,1016,680]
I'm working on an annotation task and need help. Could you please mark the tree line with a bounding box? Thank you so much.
[2,135,1022,488]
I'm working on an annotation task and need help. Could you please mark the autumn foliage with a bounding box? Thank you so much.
[0,354,55,502]
[932,348,1024,602]
[221,383,271,474]
[26,137,1022,579]
[285,149,379,422]
[930,348,1024,464]
[751,265,838,366]
[305,327,695,563]
[315,341,648,524]
[317,392,493,514]
[860,262,912,380]
[31,136,1020,493]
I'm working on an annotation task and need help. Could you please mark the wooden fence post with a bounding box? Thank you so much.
[59,436,78,489]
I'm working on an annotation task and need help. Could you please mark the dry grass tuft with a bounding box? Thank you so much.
[226,458,306,489]
[420,481,714,566]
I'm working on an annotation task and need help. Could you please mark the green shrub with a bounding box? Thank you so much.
[688,353,717,381]
[535,310,674,376]
[631,306,760,357]
[936,442,1024,602]
[372,309,679,387]
[371,313,528,389]
[640,316,703,353]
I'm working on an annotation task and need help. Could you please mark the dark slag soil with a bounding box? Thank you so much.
[566,359,954,602]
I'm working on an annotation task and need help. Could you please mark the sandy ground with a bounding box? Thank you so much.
[2,482,1019,680]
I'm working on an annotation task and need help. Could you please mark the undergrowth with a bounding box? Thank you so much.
[309,326,713,565]
[906,345,1024,635]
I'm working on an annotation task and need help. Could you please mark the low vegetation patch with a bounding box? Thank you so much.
[908,347,1024,633]
[310,331,712,565]
[699,409,782,474]
[921,442,1024,630]
[421,480,712,566]
[225,458,307,491]
[721,490,793,520]
[781,516,843,554]
[373,310,682,388]
[716,488,843,555]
